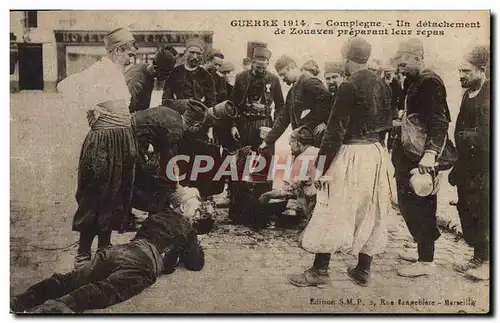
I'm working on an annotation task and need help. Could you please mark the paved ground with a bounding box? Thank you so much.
[10,92,489,314]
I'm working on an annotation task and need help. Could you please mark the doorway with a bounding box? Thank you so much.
[18,43,44,90]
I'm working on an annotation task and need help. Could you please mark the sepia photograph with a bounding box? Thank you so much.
[9,9,491,314]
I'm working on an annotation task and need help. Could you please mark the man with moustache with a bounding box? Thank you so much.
[449,45,490,281]
[260,55,331,150]
[230,47,284,152]
[392,38,456,278]
[203,49,226,103]
[161,38,220,198]
[161,38,216,110]
[323,61,345,103]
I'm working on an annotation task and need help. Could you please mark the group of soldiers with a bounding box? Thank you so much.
[10,26,490,313]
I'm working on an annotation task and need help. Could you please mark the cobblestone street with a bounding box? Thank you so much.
[10,92,489,313]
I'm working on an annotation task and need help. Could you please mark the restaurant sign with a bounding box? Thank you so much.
[54,30,213,45]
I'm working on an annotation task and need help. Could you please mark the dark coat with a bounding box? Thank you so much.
[388,77,405,118]
[403,69,451,154]
[125,64,155,113]
[318,69,392,167]
[162,65,216,108]
[265,74,331,144]
[133,106,186,161]
[230,69,285,123]
[452,79,490,177]
[133,210,204,272]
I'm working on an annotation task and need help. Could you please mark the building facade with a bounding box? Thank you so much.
[10,10,213,92]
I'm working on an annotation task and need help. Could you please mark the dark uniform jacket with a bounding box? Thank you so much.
[205,67,229,103]
[452,79,490,177]
[265,74,331,144]
[125,64,155,113]
[162,65,216,108]
[133,210,204,273]
[402,69,451,154]
[387,77,405,119]
[318,69,392,168]
[134,106,185,157]
[230,69,285,124]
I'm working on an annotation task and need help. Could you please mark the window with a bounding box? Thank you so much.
[25,10,38,28]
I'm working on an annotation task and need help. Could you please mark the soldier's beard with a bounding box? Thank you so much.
[460,77,482,90]
[187,58,199,68]
[328,83,338,94]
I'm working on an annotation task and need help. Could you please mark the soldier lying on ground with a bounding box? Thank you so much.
[10,187,207,314]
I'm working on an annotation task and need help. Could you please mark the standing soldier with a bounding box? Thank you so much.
[57,27,139,269]
[288,37,393,287]
[450,45,490,281]
[323,61,345,103]
[203,49,226,104]
[125,45,178,113]
[161,37,216,111]
[392,38,457,278]
[260,55,330,150]
[212,60,237,151]
[161,37,220,198]
[219,61,236,98]
[230,47,284,153]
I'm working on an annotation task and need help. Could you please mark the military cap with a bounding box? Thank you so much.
[301,59,320,76]
[324,61,344,75]
[290,125,314,145]
[185,37,205,51]
[104,27,136,52]
[394,38,424,60]
[465,45,490,69]
[274,55,296,72]
[183,99,208,124]
[208,48,224,60]
[341,37,372,64]
[253,47,272,60]
[219,61,235,73]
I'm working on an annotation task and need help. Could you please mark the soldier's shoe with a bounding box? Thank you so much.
[397,261,436,278]
[398,249,418,263]
[465,261,489,281]
[288,268,330,287]
[453,257,482,273]
[347,267,371,287]
[73,252,91,270]
[30,300,74,314]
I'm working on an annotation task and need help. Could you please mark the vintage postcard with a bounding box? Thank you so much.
[10,10,490,314]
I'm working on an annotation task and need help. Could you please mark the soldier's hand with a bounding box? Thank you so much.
[147,144,154,153]
[231,127,240,140]
[314,123,327,137]
[259,192,271,204]
[418,151,437,174]
[207,127,215,144]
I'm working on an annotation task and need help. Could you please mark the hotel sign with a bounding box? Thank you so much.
[54,30,213,46]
